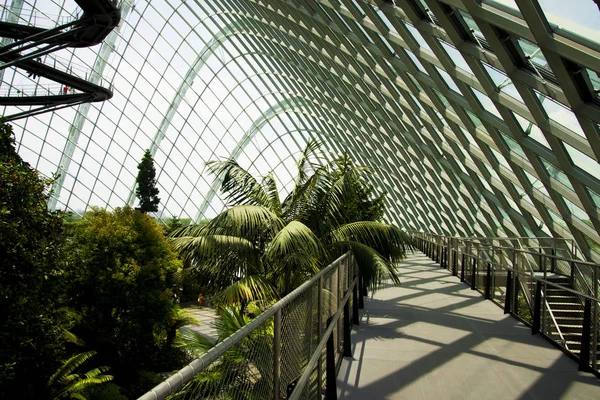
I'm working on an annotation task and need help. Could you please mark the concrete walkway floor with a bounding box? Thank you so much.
[337,252,600,400]
[180,304,218,343]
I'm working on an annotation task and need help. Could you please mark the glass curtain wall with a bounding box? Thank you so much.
[1,0,600,261]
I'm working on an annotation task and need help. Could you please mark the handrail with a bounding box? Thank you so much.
[139,251,355,400]
[473,255,600,303]
[289,276,357,400]
[414,232,599,372]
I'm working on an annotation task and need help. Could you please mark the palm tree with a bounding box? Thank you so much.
[170,142,407,307]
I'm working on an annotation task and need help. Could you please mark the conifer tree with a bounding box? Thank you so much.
[135,149,160,213]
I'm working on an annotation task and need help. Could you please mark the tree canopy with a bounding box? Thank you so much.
[65,207,183,396]
[0,120,68,398]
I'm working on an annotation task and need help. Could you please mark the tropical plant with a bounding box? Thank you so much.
[170,142,407,308]
[135,149,160,213]
[172,306,274,399]
[48,351,112,400]
[0,120,69,399]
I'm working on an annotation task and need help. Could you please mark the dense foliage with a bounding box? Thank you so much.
[65,207,185,397]
[1,120,189,399]
[135,149,160,213]
[0,121,68,399]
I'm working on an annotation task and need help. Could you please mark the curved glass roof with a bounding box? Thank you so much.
[2,0,600,261]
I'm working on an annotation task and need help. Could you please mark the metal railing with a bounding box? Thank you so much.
[413,232,600,373]
[139,251,361,400]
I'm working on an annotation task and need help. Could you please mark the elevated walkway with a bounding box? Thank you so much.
[0,0,120,120]
[338,252,600,399]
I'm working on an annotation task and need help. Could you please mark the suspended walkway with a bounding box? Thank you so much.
[0,0,120,120]
[338,251,600,399]
[139,235,600,400]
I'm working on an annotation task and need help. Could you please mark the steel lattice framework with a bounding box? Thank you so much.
[1,0,599,261]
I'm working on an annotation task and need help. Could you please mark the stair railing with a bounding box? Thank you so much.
[413,233,600,372]
[543,290,569,350]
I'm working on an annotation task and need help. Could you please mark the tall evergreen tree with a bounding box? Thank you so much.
[135,150,160,214]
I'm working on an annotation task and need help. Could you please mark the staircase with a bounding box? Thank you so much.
[544,275,600,365]
[545,276,584,354]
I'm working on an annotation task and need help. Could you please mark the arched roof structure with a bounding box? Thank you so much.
[1,0,600,261]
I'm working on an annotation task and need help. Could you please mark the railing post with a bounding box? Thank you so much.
[273,309,282,400]
[338,258,344,357]
[551,248,556,274]
[326,317,337,400]
[460,253,465,282]
[593,267,598,369]
[317,276,323,397]
[532,281,542,334]
[579,299,592,372]
[485,262,492,299]
[504,270,512,314]
[343,298,352,357]
[352,278,359,325]
[471,256,477,290]
[452,244,458,276]
[358,275,364,309]
[443,246,447,269]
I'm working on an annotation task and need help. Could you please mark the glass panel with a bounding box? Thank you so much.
[538,0,600,47]
[436,67,461,94]
[406,23,432,51]
[457,9,484,39]
[540,158,575,191]
[406,51,428,74]
[512,112,551,149]
[439,40,473,74]
[588,188,600,209]
[535,90,586,137]
[564,143,599,177]
[482,63,524,103]
[472,87,502,119]
[517,37,552,72]
[372,5,398,34]
[586,68,600,99]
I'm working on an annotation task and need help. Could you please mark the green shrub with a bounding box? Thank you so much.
[65,207,183,396]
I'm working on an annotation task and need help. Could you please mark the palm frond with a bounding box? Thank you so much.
[270,252,322,289]
[49,351,112,400]
[344,241,401,291]
[261,173,282,216]
[168,221,209,238]
[282,168,324,222]
[214,306,252,341]
[204,205,285,242]
[264,220,325,264]
[170,234,259,267]
[215,275,278,307]
[177,328,215,356]
[328,221,407,261]
[48,351,97,386]
[294,140,323,188]
[61,329,85,347]
[206,159,272,208]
